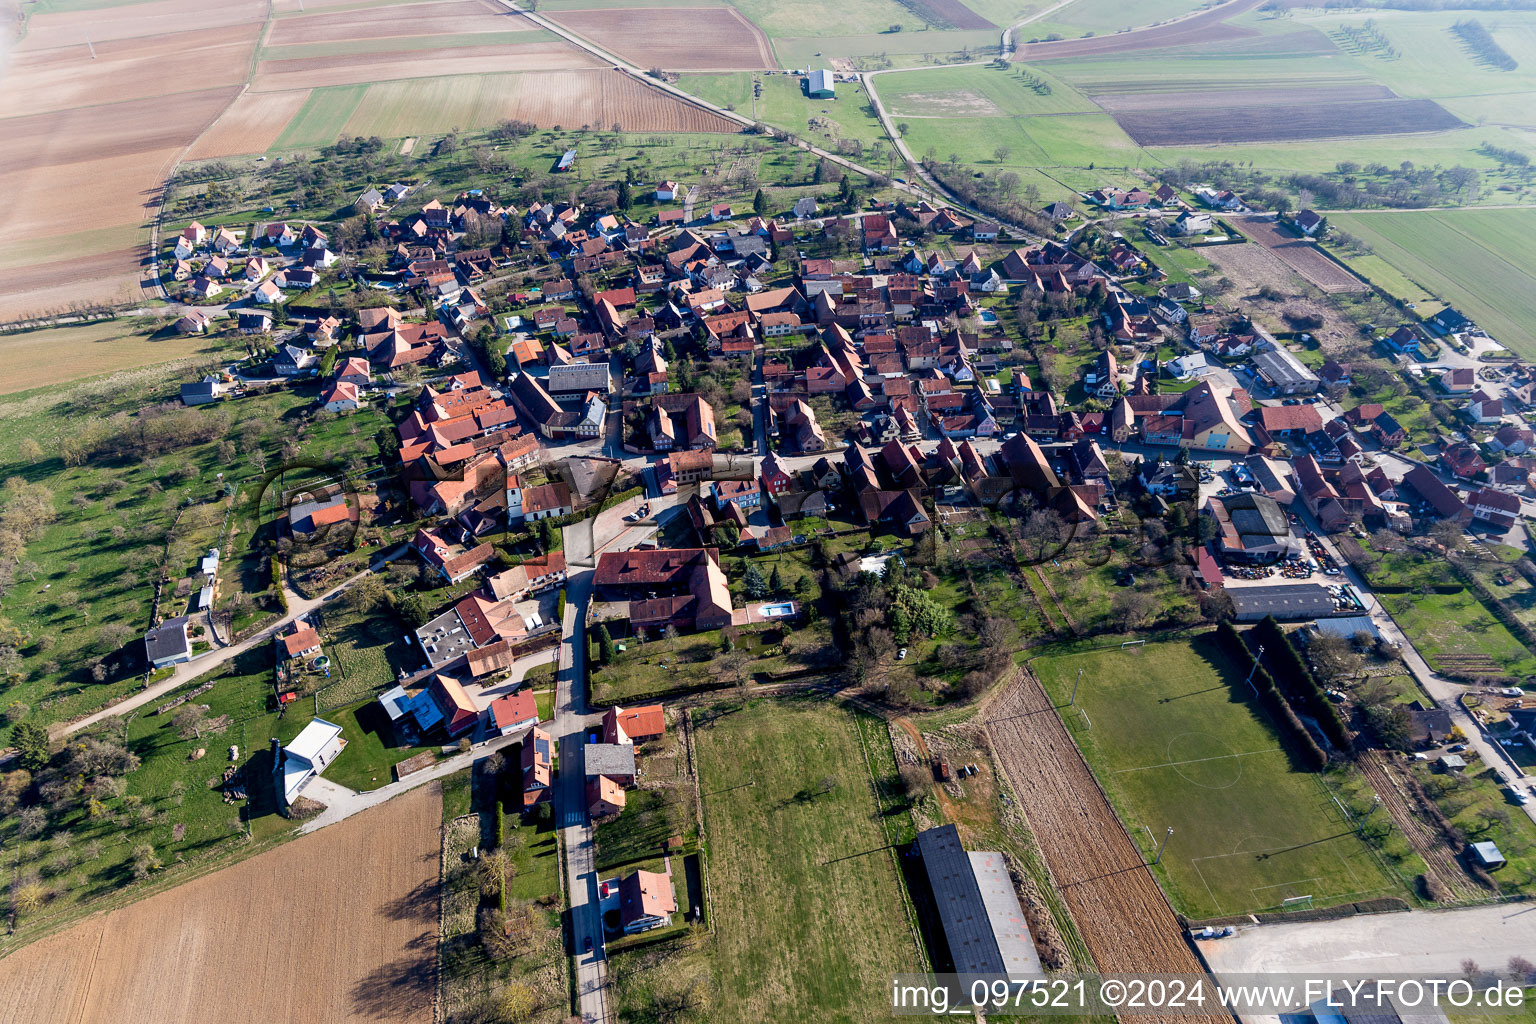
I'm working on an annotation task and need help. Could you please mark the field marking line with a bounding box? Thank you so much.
[1188,855,1224,916]
[1111,748,1281,772]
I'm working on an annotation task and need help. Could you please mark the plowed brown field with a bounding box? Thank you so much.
[1237,215,1369,293]
[0,25,257,117]
[547,6,774,70]
[0,785,441,1024]
[16,0,265,50]
[188,89,315,159]
[1015,0,1264,60]
[252,41,596,89]
[265,0,536,46]
[985,673,1225,1024]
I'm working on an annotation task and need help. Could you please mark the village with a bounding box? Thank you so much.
[7,140,1536,1024]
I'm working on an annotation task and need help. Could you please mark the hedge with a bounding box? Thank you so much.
[1250,617,1354,755]
[271,556,289,612]
[1215,622,1327,771]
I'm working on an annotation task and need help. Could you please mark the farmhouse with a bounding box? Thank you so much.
[914,825,1042,975]
[273,718,346,809]
[594,547,732,634]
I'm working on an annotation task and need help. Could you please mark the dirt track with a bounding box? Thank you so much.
[985,672,1225,1024]
[0,785,442,1024]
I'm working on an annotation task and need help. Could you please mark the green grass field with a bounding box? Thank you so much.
[1032,637,1399,918]
[681,72,890,154]
[273,85,370,151]
[1028,0,1210,40]
[1379,588,1536,680]
[694,697,920,1022]
[878,62,1099,117]
[1327,209,1536,358]
[731,0,931,38]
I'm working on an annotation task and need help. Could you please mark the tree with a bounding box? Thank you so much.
[130,843,161,879]
[17,439,43,464]
[1429,519,1467,552]
[743,563,768,600]
[10,880,48,917]
[769,564,783,595]
[992,145,1011,164]
[344,574,387,614]
[596,622,615,665]
[1019,509,1069,564]
[496,982,538,1023]
[752,188,767,216]
[477,847,514,898]
[12,721,50,770]
[172,704,209,740]
[617,178,633,209]
[16,805,46,837]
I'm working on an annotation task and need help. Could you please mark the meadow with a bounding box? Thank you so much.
[681,72,890,153]
[693,696,922,1023]
[1032,637,1400,919]
[1327,209,1536,359]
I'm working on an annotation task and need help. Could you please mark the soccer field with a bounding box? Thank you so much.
[1032,637,1399,919]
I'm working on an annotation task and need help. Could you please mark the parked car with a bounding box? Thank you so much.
[897,648,908,660]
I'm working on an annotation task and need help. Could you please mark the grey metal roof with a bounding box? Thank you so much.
[1225,492,1289,544]
[1251,347,1319,389]
[1229,583,1337,620]
[584,743,636,777]
[916,824,1039,975]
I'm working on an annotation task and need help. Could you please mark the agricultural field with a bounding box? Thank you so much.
[1109,96,1463,146]
[0,319,242,396]
[1326,209,1536,359]
[0,784,441,1023]
[1378,588,1536,682]
[693,697,921,1023]
[1014,0,1267,60]
[1031,638,1400,919]
[682,72,889,153]
[1027,0,1213,40]
[1236,215,1368,295]
[877,62,1098,118]
[0,0,268,317]
[547,6,775,69]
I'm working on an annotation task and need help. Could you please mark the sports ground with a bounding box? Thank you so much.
[1032,637,1398,919]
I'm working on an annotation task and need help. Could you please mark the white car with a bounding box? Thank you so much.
[897,648,908,660]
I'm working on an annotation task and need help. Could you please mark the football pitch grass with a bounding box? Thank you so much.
[1032,635,1399,919]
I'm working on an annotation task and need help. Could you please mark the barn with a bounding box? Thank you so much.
[914,824,1041,976]
[806,69,835,99]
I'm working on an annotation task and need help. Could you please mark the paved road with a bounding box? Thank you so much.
[61,549,404,738]
[1196,901,1536,977]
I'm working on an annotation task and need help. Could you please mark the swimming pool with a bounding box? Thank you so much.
[759,602,796,618]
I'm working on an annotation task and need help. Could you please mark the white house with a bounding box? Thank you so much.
[274,718,346,808]
[321,381,362,413]
[489,691,539,736]
[655,181,680,201]
[144,616,192,669]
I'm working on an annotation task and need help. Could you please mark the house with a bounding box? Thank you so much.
[144,616,192,669]
[321,381,362,413]
[1468,487,1521,530]
[1381,325,1423,357]
[273,718,345,809]
[409,675,480,738]
[1465,389,1507,424]
[188,276,222,300]
[520,482,572,522]
[806,69,835,99]
[1441,442,1487,481]
[604,704,665,745]
[413,526,494,583]
[594,547,732,634]
[180,376,225,406]
[289,491,354,538]
[1429,307,1471,335]
[793,196,818,219]
[1490,424,1535,455]
[1255,403,1323,439]
[760,451,795,495]
[1083,350,1118,399]
[1294,209,1324,236]
[489,691,539,736]
[335,356,371,387]
[1402,465,1467,521]
[617,869,677,933]
[274,343,318,376]
[655,181,680,201]
[522,726,553,808]
[1438,367,1476,394]
[282,621,322,660]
